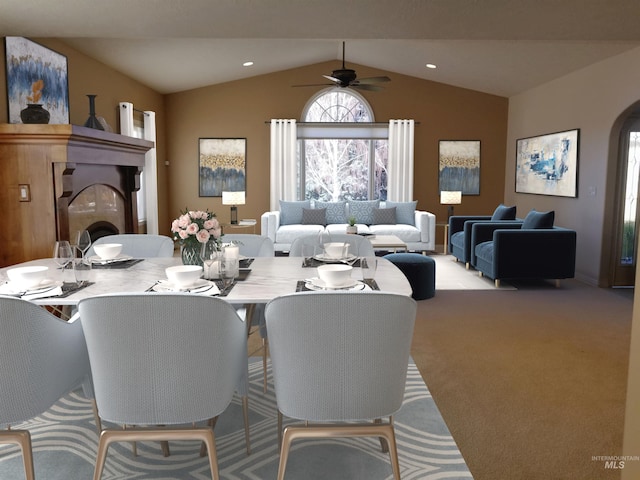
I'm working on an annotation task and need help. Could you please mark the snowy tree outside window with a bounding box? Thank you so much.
[301,88,388,201]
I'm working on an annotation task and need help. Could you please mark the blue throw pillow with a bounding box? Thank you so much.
[372,207,397,225]
[348,200,380,225]
[491,204,517,221]
[522,209,555,229]
[280,200,311,225]
[314,201,347,224]
[301,207,326,225]
[384,200,417,225]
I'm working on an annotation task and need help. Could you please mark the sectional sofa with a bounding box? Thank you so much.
[261,199,436,253]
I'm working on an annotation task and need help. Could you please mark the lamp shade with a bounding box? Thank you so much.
[222,191,245,206]
[440,191,462,205]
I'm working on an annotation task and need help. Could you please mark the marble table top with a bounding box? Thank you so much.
[1,256,412,306]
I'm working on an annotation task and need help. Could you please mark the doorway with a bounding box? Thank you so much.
[611,112,640,286]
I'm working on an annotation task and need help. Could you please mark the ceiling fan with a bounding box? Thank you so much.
[293,42,391,92]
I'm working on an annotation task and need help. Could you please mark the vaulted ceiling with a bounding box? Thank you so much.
[2,0,640,97]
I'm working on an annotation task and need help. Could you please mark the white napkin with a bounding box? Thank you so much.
[0,282,63,300]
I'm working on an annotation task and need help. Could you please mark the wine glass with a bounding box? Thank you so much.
[53,241,73,281]
[200,240,220,280]
[76,230,92,260]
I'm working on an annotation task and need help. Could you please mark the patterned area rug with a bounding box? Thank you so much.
[0,358,472,479]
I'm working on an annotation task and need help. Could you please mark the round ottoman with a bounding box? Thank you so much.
[384,253,435,300]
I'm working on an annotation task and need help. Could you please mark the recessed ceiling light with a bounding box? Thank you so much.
[426,63,437,69]
[243,61,254,67]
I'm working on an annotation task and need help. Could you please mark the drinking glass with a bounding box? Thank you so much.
[73,258,92,286]
[361,256,378,281]
[220,257,238,292]
[76,230,92,260]
[53,241,73,269]
[200,240,220,280]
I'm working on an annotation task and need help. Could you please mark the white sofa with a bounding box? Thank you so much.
[261,199,436,253]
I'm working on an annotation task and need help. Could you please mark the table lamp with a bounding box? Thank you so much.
[222,191,245,224]
[440,191,462,219]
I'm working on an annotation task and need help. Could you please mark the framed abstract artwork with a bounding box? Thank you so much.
[199,138,247,197]
[515,129,579,197]
[438,140,481,195]
[4,36,70,124]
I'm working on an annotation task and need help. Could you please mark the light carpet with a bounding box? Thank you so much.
[432,254,516,291]
[0,358,472,480]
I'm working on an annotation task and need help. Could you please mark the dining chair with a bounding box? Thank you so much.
[289,233,375,257]
[265,291,417,480]
[223,234,275,392]
[78,293,249,480]
[0,296,98,480]
[87,234,175,258]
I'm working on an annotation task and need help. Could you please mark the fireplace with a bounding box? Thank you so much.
[0,124,154,266]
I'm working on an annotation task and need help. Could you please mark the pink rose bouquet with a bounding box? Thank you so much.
[171,209,222,249]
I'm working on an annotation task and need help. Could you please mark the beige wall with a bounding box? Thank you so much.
[0,38,169,234]
[165,61,509,229]
[506,45,640,477]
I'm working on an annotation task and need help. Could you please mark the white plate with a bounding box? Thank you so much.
[153,278,213,292]
[305,277,365,291]
[88,254,133,265]
[313,253,357,263]
[1,278,62,295]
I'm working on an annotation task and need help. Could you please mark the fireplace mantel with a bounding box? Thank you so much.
[0,124,154,267]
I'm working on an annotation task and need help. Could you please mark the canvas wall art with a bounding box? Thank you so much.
[4,36,69,124]
[439,140,481,195]
[199,138,246,197]
[515,129,579,197]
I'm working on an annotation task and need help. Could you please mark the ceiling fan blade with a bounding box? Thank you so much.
[354,76,392,85]
[351,83,385,92]
[292,83,335,87]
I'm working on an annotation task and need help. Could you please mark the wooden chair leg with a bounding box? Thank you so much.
[200,417,218,457]
[263,337,269,393]
[0,430,35,480]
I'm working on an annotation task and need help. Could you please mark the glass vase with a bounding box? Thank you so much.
[181,243,203,266]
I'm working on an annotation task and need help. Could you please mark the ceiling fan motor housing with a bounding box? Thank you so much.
[333,68,357,86]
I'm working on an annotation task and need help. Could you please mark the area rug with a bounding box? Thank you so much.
[0,358,472,480]
[433,254,516,291]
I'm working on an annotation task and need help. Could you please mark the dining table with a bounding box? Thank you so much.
[0,255,412,308]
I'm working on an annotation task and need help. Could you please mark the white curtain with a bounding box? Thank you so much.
[270,119,297,211]
[387,119,415,201]
[119,102,159,234]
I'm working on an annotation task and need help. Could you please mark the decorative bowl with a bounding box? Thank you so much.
[324,242,349,259]
[317,264,353,287]
[7,266,49,289]
[165,265,203,288]
[93,243,123,260]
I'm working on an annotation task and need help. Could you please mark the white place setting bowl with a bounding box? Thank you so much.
[323,242,349,259]
[7,265,49,289]
[165,265,203,289]
[93,243,123,260]
[317,264,353,288]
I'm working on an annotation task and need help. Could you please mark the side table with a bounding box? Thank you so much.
[437,222,449,255]
[222,222,256,234]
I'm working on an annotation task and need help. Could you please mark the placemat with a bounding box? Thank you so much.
[302,257,362,268]
[59,281,94,298]
[296,279,379,292]
[91,258,144,269]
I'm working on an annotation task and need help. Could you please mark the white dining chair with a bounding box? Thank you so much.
[289,233,375,257]
[0,295,98,480]
[265,291,417,480]
[78,293,250,480]
[87,234,174,258]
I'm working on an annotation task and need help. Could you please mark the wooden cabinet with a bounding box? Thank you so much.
[0,124,153,267]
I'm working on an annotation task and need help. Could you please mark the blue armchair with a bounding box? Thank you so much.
[448,204,518,268]
[470,220,577,287]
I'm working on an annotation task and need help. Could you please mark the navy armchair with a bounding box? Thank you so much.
[471,223,577,287]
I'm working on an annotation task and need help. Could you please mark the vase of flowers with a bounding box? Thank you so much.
[171,209,222,266]
[20,80,50,124]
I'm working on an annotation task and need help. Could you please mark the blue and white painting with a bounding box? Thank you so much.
[516,129,579,197]
[5,37,69,124]
[199,138,246,197]
[439,140,481,195]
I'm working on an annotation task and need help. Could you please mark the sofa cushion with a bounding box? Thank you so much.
[384,200,417,225]
[369,224,422,242]
[276,224,324,245]
[348,200,380,225]
[373,207,397,225]
[301,207,326,225]
[450,230,465,249]
[474,240,494,261]
[491,204,517,221]
[315,200,347,224]
[522,209,555,229]
[280,200,311,225]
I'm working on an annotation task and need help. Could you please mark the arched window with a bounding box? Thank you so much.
[299,88,388,201]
